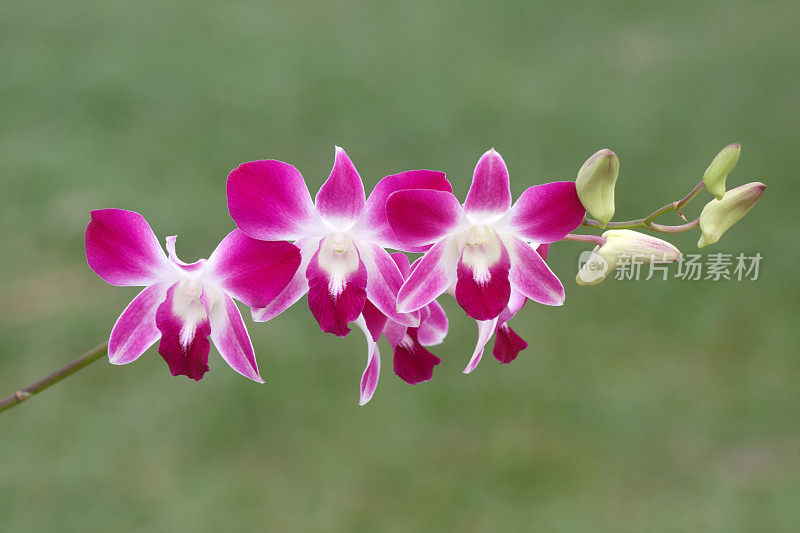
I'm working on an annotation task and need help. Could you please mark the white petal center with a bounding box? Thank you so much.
[172,278,220,348]
[460,225,502,285]
[318,232,359,297]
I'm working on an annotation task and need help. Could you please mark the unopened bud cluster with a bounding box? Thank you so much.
[575,142,765,285]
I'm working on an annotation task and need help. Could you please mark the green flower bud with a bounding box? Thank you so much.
[697,182,766,248]
[702,142,741,200]
[576,149,619,227]
[576,230,681,286]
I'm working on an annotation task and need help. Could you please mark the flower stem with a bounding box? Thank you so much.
[0,342,108,415]
[583,180,706,230]
[561,233,607,246]
[647,218,700,234]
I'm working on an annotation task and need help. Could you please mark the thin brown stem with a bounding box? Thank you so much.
[0,342,108,415]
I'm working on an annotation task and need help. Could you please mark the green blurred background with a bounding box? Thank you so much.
[1,0,798,531]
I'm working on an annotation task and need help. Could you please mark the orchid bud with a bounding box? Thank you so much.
[576,229,681,286]
[697,182,766,248]
[703,142,741,200]
[576,149,619,227]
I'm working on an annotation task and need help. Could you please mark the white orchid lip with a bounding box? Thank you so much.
[460,225,503,284]
[317,232,360,297]
[181,277,203,299]
[176,281,208,350]
[398,334,416,351]
[172,277,223,349]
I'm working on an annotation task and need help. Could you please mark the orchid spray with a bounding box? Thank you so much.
[0,143,765,412]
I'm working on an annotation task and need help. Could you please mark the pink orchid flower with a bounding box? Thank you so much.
[226,146,451,337]
[464,244,548,373]
[354,252,449,405]
[386,148,585,323]
[85,209,301,382]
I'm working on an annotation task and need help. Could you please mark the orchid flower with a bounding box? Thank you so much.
[85,209,301,381]
[226,146,451,337]
[464,243,548,373]
[354,252,449,404]
[386,148,585,323]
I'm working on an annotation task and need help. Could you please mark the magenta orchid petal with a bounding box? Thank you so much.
[386,189,464,248]
[455,232,511,321]
[314,147,366,225]
[209,294,263,383]
[353,315,381,406]
[359,345,380,405]
[155,282,212,381]
[251,237,318,322]
[397,235,461,313]
[504,290,528,319]
[355,170,452,250]
[389,251,411,279]
[499,181,586,243]
[108,282,170,365]
[306,239,368,337]
[360,242,419,328]
[416,300,448,347]
[226,159,319,241]
[205,229,301,309]
[382,319,407,348]
[464,317,499,374]
[536,243,550,260]
[408,257,424,276]
[85,209,175,286]
[361,300,388,343]
[392,329,441,385]
[504,235,565,306]
[464,149,512,220]
[493,323,528,364]
[165,236,205,275]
